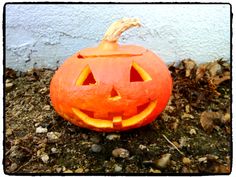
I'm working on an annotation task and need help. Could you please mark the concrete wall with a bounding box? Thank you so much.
[5,4,230,71]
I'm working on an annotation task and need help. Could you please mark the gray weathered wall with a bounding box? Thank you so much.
[5,4,230,71]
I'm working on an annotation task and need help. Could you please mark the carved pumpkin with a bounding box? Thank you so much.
[50,18,172,132]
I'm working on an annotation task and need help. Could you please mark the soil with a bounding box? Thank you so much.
[4,59,231,174]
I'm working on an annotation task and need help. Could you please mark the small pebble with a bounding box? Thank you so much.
[155,153,171,169]
[91,144,102,153]
[62,166,66,171]
[43,105,51,111]
[185,104,190,113]
[36,126,48,133]
[6,82,13,90]
[139,144,148,150]
[75,168,84,173]
[63,169,73,173]
[150,168,161,173]
[198,157,207,162]
[6,79,11,83]
[34,123,40,127]
[182,157,191,164]
[114,164,122,172]
[47,132,61,142]
[106,134,120,140]
[56,167,62,173]
[189,128,197,135]
[51,147,58,154]
[112,148,129,158]
[41,153,49,163]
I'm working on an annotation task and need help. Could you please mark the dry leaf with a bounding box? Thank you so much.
[182,59,196,77]
[200,111,223,132]
[155,153,171,169]
[206,61,222,77]
[196,60,223,81]
[211,75,230,86]
[196,63,207,81]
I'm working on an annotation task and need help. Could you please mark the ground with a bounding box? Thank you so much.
[4,59,231,174]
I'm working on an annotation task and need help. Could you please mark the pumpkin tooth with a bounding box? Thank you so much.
[113,116,122,128]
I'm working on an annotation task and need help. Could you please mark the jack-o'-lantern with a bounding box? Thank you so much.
[50,18,172,132]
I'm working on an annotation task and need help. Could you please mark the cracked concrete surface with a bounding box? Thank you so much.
[5,4,230,71]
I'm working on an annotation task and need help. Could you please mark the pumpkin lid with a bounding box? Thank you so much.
[77,45,147,58]
[77,18,146,58]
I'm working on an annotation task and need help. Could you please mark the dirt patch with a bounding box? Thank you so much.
[4,59,231,174]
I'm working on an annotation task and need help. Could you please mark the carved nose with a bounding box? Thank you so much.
[109,87,121,101]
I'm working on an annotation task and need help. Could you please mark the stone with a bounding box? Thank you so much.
[182,157,191,164]
[75,167,84,173]
[155,153,171,169]
[51,147,58,154]
[36,126,48,133]
[91,144,102,153]
[56,167,62,173]
[139,144,148,150]
[198,157,207,162]
[112,148,129,158]
[41,153,49,163]
[106,134,120,140]
[150,168,161,173]
[63,169,73,173]
[47,132,61,142]
[114,164,122,172]
[6,82,13,90]
[189,128,197,135]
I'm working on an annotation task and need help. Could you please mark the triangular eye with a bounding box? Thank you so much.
[130,62,152,82]
[76,65,96,86]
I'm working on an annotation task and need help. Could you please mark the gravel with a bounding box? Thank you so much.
[4,60,231,174]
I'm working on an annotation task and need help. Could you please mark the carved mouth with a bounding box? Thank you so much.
[71,100,157,129]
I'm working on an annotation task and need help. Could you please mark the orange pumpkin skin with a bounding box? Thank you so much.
[50,18,172,132]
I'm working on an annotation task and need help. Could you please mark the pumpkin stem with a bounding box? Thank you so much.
[99,18,141,50]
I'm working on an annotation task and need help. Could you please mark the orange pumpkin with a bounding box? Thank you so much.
[50,18,172,132]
